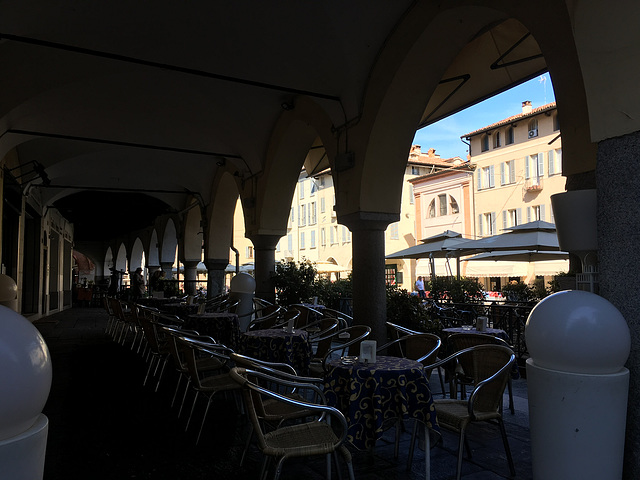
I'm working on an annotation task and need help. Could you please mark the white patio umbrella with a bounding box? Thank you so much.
[447,221,562,256]
[386,230,470,279]
[464,249,570,262]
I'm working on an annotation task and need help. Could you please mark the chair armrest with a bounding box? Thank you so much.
[467,354,515,419]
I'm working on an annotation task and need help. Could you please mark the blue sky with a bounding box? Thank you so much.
[412,72,555,160]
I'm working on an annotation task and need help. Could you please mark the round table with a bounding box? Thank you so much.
[323,355,439,451]
[237,328,312,374]
[183,312,241,349]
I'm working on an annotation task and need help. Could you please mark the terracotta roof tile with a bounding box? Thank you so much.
[461,102,557,138]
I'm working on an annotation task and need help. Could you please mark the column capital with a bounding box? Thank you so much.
[338,211,399,232]
[204,258,229,271]
[246,234,281,250]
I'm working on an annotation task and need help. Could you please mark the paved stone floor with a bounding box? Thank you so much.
[34,306,532,479]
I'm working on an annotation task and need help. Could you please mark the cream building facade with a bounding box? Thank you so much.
[231,146,444,292]
[460,101,568,289]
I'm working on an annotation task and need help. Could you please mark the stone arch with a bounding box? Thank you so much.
[161,218,178,276]
[206,171,241,260]
[148,229,160,266]
[103,246,114,273]
[130,237,146,271]
[182,198,204,262]
[248,96,337,237]
[115,243,127,272]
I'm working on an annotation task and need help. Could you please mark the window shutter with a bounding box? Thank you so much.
[491,212,497,235]
[548,150,555,175]
[477,169,482,190]
[509,160,516,183]
[478,214,483,236]
[500,162,505,185]
[538,153,544,176]
[540,204,546,221]
[489,165,495,187]
[516,208,522,225]
[525,156,530,179]
[526,207,532,223]
[502,211,507,230]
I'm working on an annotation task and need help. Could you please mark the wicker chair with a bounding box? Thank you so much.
[385,322,448,397]
[229,352,325,466]
[424,345,516,480]
[376,333,442,462]
[446,332,515,413]
[160,325,227,412]
[174,336,241,445]
[230,366,355,480]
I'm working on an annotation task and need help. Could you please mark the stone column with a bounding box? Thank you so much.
[247,234,280,304]
[205,259,228,298]
[182,260,199,296]
[341,212,397,346]
[160,262,174,279]
[596,131,640,479]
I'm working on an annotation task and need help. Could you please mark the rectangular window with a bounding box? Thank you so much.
[310,230,316,248]
[438,194,447,216]
[526,154,544,180]
[500,160,516,185]
[320,228,326,246]
[494,131,502,148]
[411,166,420,175]
[409,185,414,205]
[246,246,254,259]
[310,179,318,195]
[503,208,521,229]
[287,234,293,252]
[527,205,546,223]
[309,202,317,225]
[479,212,496,236]
[481,165,495,189]
[299,181,304,199]
[389,222,399,240]
[300,232,306,249]
[289,207,294,226]
[299,204,306,226]
[320,197,326,213]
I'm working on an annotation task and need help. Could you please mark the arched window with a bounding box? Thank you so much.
[528,119,538,138]
[449,196,459,214]
[493,131,501,148]
[506,126,515,145]
[481,134,489,152]
[428,199,436,218]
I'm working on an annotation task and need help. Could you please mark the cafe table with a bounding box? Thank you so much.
[237,328,312,374]
[441,326,510,343]
[323,355,439,452]
[183,312,241,349]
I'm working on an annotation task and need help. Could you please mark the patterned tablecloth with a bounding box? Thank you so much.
[441,327,510,343]
[237,328,312,374]
[324,355,439,451]
[183,312,241,349]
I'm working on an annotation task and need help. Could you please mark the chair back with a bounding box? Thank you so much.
[378,333,441,366]
[461,345,515,417]
[319,325,371,368]
[447,332,512,379]
[175,336,232,389]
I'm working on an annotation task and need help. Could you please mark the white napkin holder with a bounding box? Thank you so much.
[286,317,294,333]
[359,340,377,364]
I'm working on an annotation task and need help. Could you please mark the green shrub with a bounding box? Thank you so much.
[271,261,317,305]
[314,276,352,309]
[385,285,442,334]
[426,277,484,303]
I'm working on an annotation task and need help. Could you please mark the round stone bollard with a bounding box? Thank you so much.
[229,273,256,332]
[0,305,52,479]
[526,290,630,480]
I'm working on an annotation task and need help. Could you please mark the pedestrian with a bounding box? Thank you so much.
[131,267,145,300]
[415,276,426,299]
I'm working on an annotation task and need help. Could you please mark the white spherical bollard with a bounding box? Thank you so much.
[0,305,52,480]
[230,273,256,332]
[526,290,630,480]
[0,274,18,311]
[526,290,630,374]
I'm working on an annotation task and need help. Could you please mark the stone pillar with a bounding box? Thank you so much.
[205,259,228,298]
[182,260,199,296]
[247,234,279,304]
[596,130,640,479]
[341,212,396,346]
[160,262,174,279]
